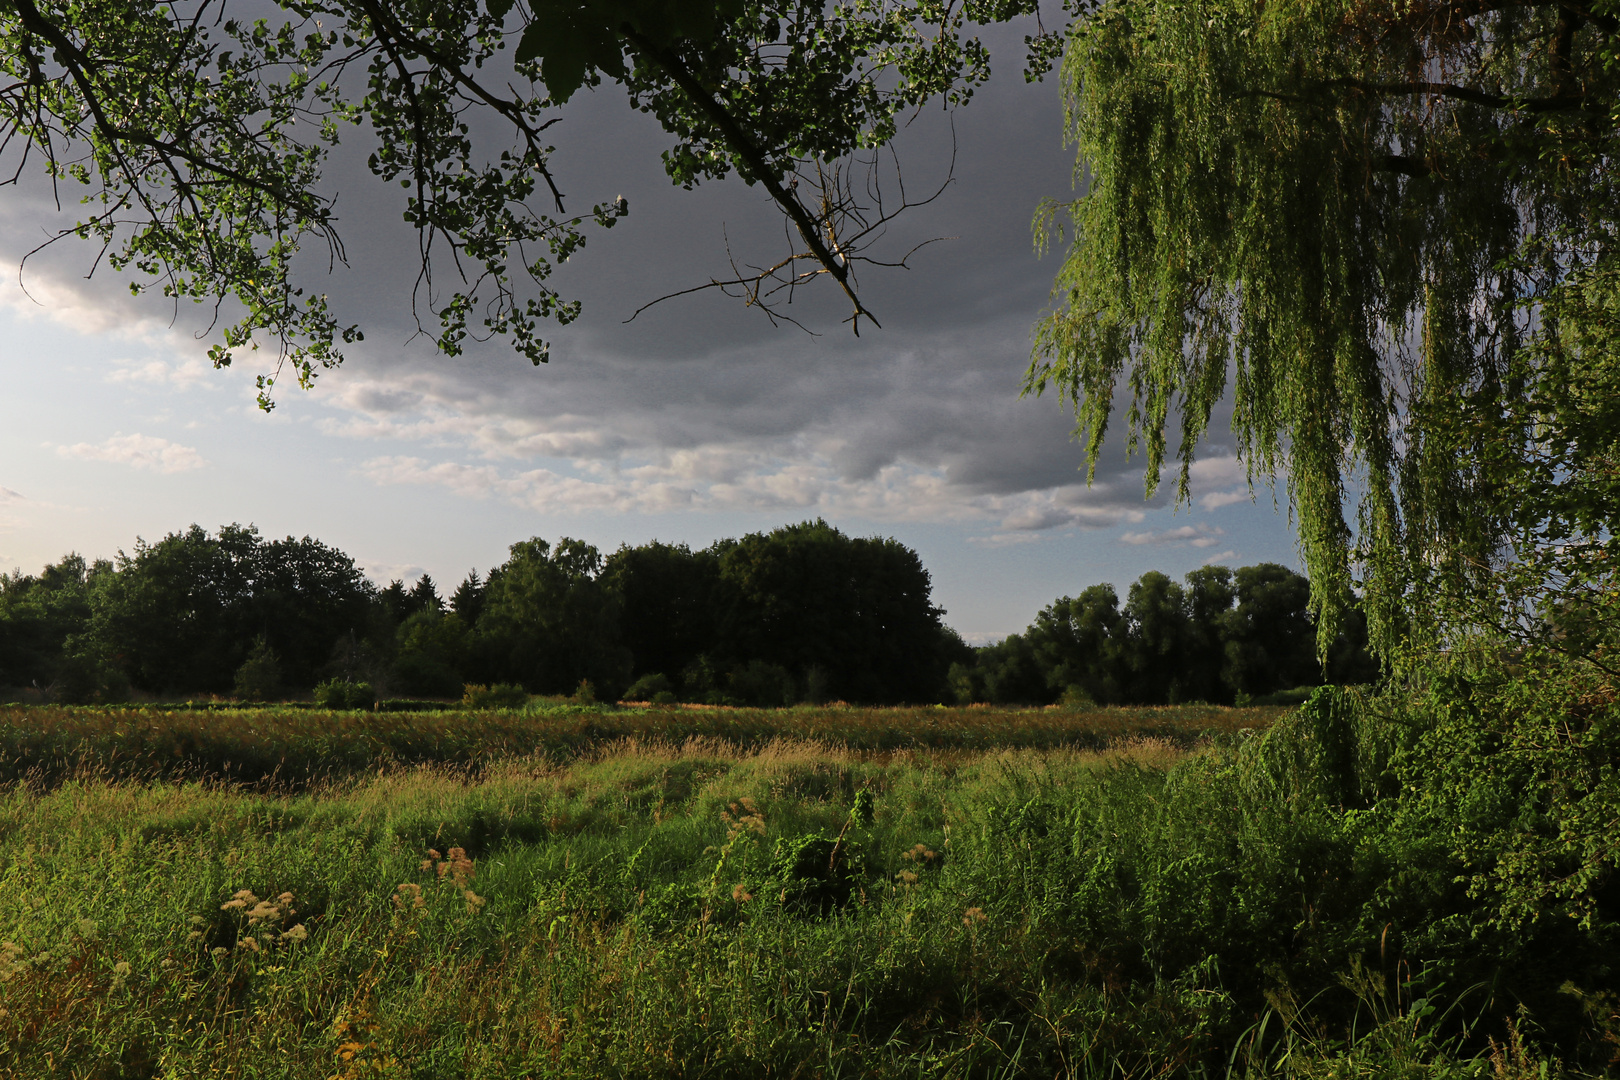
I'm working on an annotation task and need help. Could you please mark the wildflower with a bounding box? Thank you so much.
[464,889,486,913]
[721,799,767,837]
[246,901,281,924]
[237,937,260,953]
[187,931,204,942]
[210,947,228,960]
[112,961,131,978]
[160,958,177,969]
[963,907,988,927]
[280,924,308,943]
[395,883,424,910]
[896,870,919,885]
[74,918,98,939]
[220,889,257,913]
[731,884,754,904]
[188,915,206,927]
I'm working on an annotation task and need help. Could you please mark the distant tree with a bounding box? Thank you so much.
[1027,584,1127,704]
[247,535,376,687]
[477,537,631,696]
[601,541,722,683]
[715,520,949,703]
[378,580,413,627]
[409,574,443,614]
[1121,571,1189,703]
[972,633,1053,705]
[233,635,283,700]
[86,524,373,693]
[87,524,262,692]
[0,554,109,690]
[392,610,470,698]
[450,571,487,625]
[1181,566,1236,704]
[1220,565,1318,699]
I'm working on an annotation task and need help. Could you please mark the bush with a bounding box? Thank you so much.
[232,638,282,701]
[624,673,674,701]
[461,683,529,709]
[312,678,376,710]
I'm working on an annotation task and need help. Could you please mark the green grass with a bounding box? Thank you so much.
[0,691,1604,1078]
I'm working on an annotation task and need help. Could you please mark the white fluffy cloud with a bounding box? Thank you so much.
[1120,524,1227,548]
[56,433,206,473]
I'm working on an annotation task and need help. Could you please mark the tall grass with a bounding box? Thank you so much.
[0,697,1597,1079]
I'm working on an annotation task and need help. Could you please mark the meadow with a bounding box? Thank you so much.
[0,689,1611,1078]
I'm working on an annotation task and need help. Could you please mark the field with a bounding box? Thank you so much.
[0,697,1599,1078]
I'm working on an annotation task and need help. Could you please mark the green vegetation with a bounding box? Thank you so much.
[0,520,964,706]
[1031,0,1620,662]
[2,666,1615,1077]
[0,700,1280,790]
[2,521,1366,710]
[953,563,1375,706]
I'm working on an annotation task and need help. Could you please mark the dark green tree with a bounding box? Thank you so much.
[477,537,631,695]
[1026,583,1126,704]
[600,540,722,684]
[450,570,487,625]
[86,524,373,693]
[1181,566,1236,704]
[1120,570,1188,703]
[714,520,948,703]
[1219,565,1317,700]
[0,553,115,695]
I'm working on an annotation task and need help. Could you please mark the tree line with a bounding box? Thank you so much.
[0,520,1371,705]
[951,564,1375,707]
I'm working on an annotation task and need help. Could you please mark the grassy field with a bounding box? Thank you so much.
[0,701,1285,790]
[0,698,1596,1078]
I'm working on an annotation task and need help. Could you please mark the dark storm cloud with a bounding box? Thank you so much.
[0,14,1253,533]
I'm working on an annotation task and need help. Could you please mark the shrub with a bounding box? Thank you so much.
[461,683,529,709]
[233,638,282,701]
[312,679,375,710]
[624,673,674,701]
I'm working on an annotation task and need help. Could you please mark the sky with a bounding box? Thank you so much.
[0,18,1303,643]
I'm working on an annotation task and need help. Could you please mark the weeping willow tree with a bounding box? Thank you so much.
[1029,0,1620,667]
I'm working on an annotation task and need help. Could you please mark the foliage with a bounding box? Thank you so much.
[956,563,1374,705]
[460,682,530,709]
[1029,0,1620,658]
[0,672,1612,1076]
[622,672,674,701]
[0,0,1054,399]
[312,678,376,710]
[82,524,374,694]
[231,636,282,701]
[477,537,632,698]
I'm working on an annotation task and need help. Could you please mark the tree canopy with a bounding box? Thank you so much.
[1028,0,1620,665]
[1,0,1054,405]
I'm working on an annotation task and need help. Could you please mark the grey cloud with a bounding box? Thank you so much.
[0,13,1257,537]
